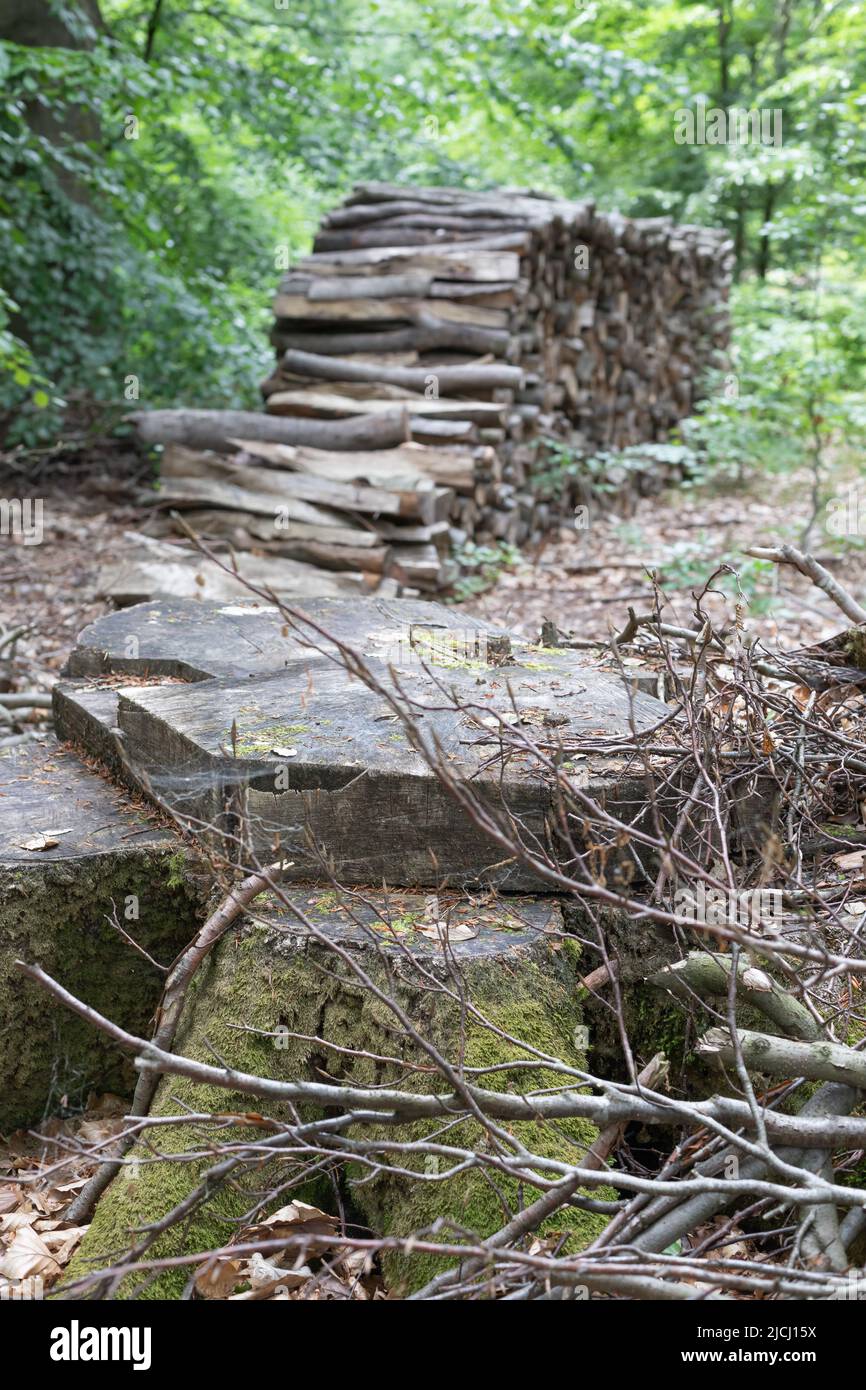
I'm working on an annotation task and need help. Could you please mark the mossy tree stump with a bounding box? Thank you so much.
[68,891,611,1297]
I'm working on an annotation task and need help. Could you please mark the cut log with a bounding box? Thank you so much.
[129,408,410,454]
[297,246,523,280]
[278,348,523,395]
[265,388,506,426]
[307,271,433,299]
[147,469,454,525]
[231,438,478,492]
[96,542,381,606]
[0,738,205,1130]
[175,508,379,550]
[273,293,508,330]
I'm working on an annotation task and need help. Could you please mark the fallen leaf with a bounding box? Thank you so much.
[0,1225,62,1281]
[18,833,59,852]
[416,922,477,943]
[195,1257,245,1300]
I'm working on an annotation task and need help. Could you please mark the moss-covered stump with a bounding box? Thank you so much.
[0,739,206,1130]
[68,890,611,1298]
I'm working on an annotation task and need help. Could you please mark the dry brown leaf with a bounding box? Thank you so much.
[40,1225,88,1267]
[194,1257,245,1300]
[0,1224,62,1280]
[18,832,60,852]
[417,921,477,942]
[0,1188,18,1216]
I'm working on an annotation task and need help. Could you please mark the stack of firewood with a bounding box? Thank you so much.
[129,183,731,597]
[134,437,459,592]
[262,182,732,554]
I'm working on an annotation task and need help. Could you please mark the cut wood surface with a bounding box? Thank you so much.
[231,437,480,491]
[297,247,523,280]
[97,538,381,606]
[273,293,508,329]
[148,468,453,524]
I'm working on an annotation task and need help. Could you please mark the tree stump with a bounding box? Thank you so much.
[0,740,206,1129]
[68,890,610,1297]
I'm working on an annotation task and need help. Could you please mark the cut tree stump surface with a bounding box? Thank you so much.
[55,596,669,888]
[253,887,561,960]
[68,888,611,1298]
[0,738,169,863]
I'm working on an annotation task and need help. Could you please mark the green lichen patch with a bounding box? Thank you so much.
[226,722,310,756]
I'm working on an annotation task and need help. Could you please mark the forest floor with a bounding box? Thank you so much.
[463,468,864,652]
[1,447,862,716]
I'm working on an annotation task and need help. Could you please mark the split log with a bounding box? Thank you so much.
[307,271,433,299]
[265,388,506,427]
[147,471,454,525]
[273,293,508,330]
[298,246,524,279]
[232,437,479,492]
[97,540,381,606]
[175,508,379,551]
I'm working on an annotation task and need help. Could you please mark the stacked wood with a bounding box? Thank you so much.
[96,528,406,606]
[263,182,733,555]
[131,184,730,595]
[136,441,460,592]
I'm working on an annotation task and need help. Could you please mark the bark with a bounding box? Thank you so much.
[129,407,410,453]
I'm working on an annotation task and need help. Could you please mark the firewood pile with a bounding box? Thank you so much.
[130,182,732,598]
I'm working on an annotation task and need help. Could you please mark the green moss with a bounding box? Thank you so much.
[815,823,866,843]
[69,922,611,1298]
[360,986,612,1295]
[0,849,205,1131]
[311,889,340,914]
[228,722,309,756]
[843,628,866,671]
[164,850,189,891]
[407,631,488,672]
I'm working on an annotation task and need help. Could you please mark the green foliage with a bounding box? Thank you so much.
[452,540,521,600]
[2,1,866,445]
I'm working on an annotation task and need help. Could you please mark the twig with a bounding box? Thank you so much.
[746,544,866,625]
